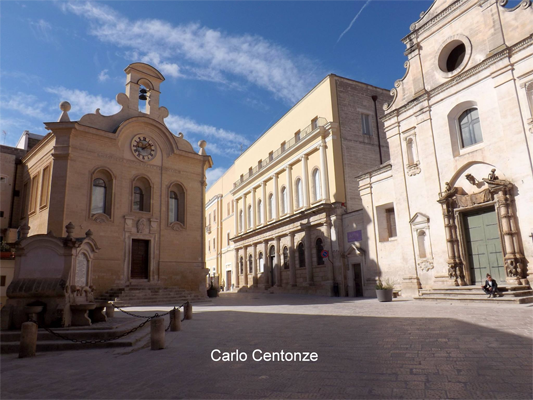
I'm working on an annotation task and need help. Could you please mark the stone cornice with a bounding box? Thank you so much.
[383,34,533,122]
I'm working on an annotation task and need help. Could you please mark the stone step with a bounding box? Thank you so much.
[422,285,529,293]
[413,295,533,304]
[419,290,533,298]
[114,299,210,307]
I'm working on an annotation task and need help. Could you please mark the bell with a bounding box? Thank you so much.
[139,88,148,101]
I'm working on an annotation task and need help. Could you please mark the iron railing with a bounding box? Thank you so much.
[233,117,327,190]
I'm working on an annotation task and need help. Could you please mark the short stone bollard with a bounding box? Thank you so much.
[150,317,165,350]
[105,304,115,318]
[185,302,193,320]
[19,321,38,358]
[170,308,181,331]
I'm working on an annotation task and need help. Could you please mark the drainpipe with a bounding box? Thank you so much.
[8,159,21,230]
[371,95,383,165]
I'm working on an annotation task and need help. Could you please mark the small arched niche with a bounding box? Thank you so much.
[132,176,152,212]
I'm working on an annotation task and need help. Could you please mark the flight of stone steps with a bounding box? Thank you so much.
[414,284,533,304]
[95,284,209,307]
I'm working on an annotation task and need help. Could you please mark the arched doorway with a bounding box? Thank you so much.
[269,246,276,287]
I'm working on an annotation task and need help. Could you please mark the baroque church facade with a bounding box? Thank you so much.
[1,63,212,301]
[356,0,533,296]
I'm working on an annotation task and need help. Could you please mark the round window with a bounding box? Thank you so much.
[438,39,468,74]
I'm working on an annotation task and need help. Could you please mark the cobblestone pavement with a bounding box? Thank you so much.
[2,294,532,399]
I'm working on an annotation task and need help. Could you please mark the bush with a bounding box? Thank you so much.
[375,278,394,290]
[0,241,12,252]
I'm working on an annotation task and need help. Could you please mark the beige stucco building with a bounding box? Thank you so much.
[205,75,391,297]
[0,63,212,302]
[357,0,533,297]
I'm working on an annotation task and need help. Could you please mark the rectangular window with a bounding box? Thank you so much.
[258,160,262,170]
[39,166,51,208]
[0,211,4,218]
[232,201,234,213]
[213,238,215,250]
[281,141,286,153]
[213,210,216,223]
[362,114,372,136]
[249,167,253,177]
[227,232,230,246]
[29,175,39,214]
[386,208,397,238]
[208,241,210,252]
[240,174,244,182]
[311,117,318,130]
[227,202,230,216]
[0,276,6,287]
[269,151,274,162]
[294,130,301,142]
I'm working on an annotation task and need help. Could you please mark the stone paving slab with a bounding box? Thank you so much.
[1,294,532,399]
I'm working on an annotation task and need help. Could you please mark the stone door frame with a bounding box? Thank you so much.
[454,202,503,286]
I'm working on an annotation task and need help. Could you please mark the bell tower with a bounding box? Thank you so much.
[124,63,166,120]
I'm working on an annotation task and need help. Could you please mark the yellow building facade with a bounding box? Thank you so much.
[206,75,391,296]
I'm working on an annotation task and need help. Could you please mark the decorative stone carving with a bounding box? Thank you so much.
[137,218,149,234]
[91,213,111,223]
[406,163,421,176]
[170,221,185,231]
[418,260,434,272]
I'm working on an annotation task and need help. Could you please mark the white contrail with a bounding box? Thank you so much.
[337,0,373,43]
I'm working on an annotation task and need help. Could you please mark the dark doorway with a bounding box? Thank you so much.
[353,263,363,297]
[269,246,276,287]
[131,239,149,280]
[226,270,231,291]
[463,207,505,284]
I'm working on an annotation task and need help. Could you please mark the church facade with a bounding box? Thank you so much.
[356,0,533,296]
[1,63,212,299]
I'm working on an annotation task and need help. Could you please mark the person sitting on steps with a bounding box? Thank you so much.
[481,273,500,298]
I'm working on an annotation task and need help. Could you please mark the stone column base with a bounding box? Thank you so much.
[401,275,421,298]
[432,274,456,288]
[506,276,523,285]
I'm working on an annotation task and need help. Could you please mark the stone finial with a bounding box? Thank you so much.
[58,101,71,122]
[177,132,184,138]
[19,223,31,240]
[85,229,93,238]
[198,140,207,155]
[65,222,75,239]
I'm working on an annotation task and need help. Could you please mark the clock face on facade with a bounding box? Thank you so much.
[131,135,156,161]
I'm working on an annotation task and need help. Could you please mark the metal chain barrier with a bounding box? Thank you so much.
[26,301,191,344]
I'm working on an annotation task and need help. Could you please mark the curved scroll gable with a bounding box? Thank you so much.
[384,61,410,111]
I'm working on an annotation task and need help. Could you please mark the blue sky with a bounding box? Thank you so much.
[1,0,506,185]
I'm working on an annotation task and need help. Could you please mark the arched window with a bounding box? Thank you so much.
[280,187,287,215]
[298,243,305,268]
[417,230,427,259]
[458,108,483,148]
[312,169,321,202]
[406,138,415,166]
[248,205,252,228]
[316,238,325,265]
[248,254,253,274]
[169,183,185,225]
[133,176,151,212]
[239,210,244,232]
[268,194,274,220]
[239,257,244,274]
[133,187,144,211]
[257,199,263,224]
[295,178,303,208]
[91,178,106,215]
[283,246,289,269]
[258,252,264,273]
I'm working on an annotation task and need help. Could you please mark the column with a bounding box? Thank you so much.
[286,165,293,214]
[275,236,282,287]
[233,248,239,289]
[252,189,256,229]
[289,232,296,287]
[301,155,310,209]
[273,174,279,221]
[263,240,269,288]
[253,243,258,287]
[304,225,313,285]
[261,181,267,225]
[319,140,330,201]
[233,199,238,235]
[243,245,248,286]
[323,218,334,284]
[243,195,247,232]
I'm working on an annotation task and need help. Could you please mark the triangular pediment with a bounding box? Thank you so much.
[409,212,430,225]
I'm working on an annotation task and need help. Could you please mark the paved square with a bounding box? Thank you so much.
[2,294,532,399]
